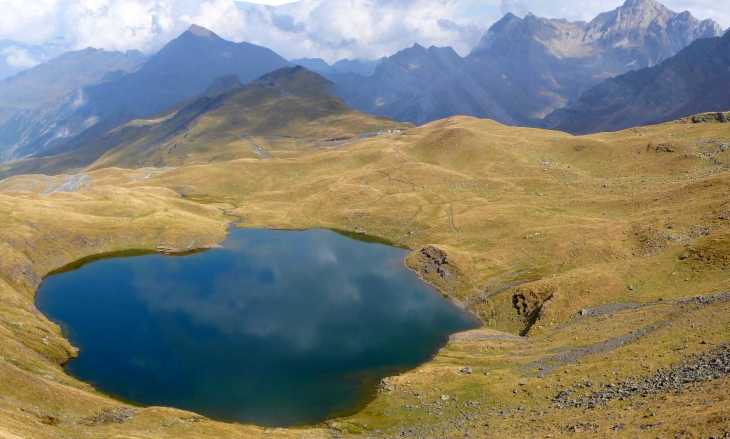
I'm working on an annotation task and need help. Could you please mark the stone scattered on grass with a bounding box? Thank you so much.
[84,408,139,426]
[553,345,730,409]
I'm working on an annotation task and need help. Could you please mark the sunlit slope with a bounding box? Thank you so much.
[141,113,730,330]
[0,66,411,179]
[0,112,728,438]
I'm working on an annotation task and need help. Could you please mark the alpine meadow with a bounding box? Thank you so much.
[0,1,729,438]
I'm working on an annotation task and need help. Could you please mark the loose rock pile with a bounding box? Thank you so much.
[84,407,139,425]
[553,345,730,409]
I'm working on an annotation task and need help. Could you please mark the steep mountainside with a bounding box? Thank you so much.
[0,48,145,160]
[548,30,730,134]
[0,66,410,179]
[0,48,144,112]
[83,25,292,120]
[336,44,519,125]
[0,25,292,162]
[334,0,722,126]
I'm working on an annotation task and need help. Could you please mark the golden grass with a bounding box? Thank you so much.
[0,113,729,437]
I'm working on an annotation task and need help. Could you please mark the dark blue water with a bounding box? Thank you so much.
[36,228,480,427]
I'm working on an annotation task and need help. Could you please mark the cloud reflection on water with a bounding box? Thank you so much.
[130,229,455,353]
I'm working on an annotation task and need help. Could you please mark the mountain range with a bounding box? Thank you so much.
[0,48,146,161]
[3,2,730,437]
[0,66,409,179]
[0,0,727,164]
[333,0,723,126]
[0,25,292,162]
[545,28,730,133]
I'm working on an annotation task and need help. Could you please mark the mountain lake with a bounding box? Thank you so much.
[36,227,481,427]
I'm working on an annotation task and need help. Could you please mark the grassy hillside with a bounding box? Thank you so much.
[0,111,729,438]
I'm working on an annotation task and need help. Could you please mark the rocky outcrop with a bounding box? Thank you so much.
[471,0,722,122]
[490,0,723,68]
[511,282,557,335]
[419,245,454,281]
[406,245,468,301]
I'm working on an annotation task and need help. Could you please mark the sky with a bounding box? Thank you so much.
[0,0,727,70]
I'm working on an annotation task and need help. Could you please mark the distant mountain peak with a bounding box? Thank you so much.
[618,0,670,14]
[487,12,521,35]
[622,0,661,7]
[256,66,334,95]
[206,74,242,93]
[259,65,307,80]
[188,24,215,39]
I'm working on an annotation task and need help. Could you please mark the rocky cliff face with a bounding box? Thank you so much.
[336,0,723,126]
[549,30,730,134]
[585,0,721,67]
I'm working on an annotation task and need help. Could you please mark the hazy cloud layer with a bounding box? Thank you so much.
[1,46,44,68]
[0,38,68,79]
[226,0,497,61]
[0,0,725,68]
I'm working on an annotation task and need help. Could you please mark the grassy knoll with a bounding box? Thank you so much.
[0,113,729,438]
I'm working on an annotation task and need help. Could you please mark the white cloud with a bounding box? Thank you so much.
[1,45,47,68]
[0,0,218,53]
[226,0,501,61]
[0,0,725,64]
[238,0,301,5]
[0,0,502,60]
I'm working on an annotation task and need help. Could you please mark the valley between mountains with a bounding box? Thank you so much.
[0,0,729,438]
